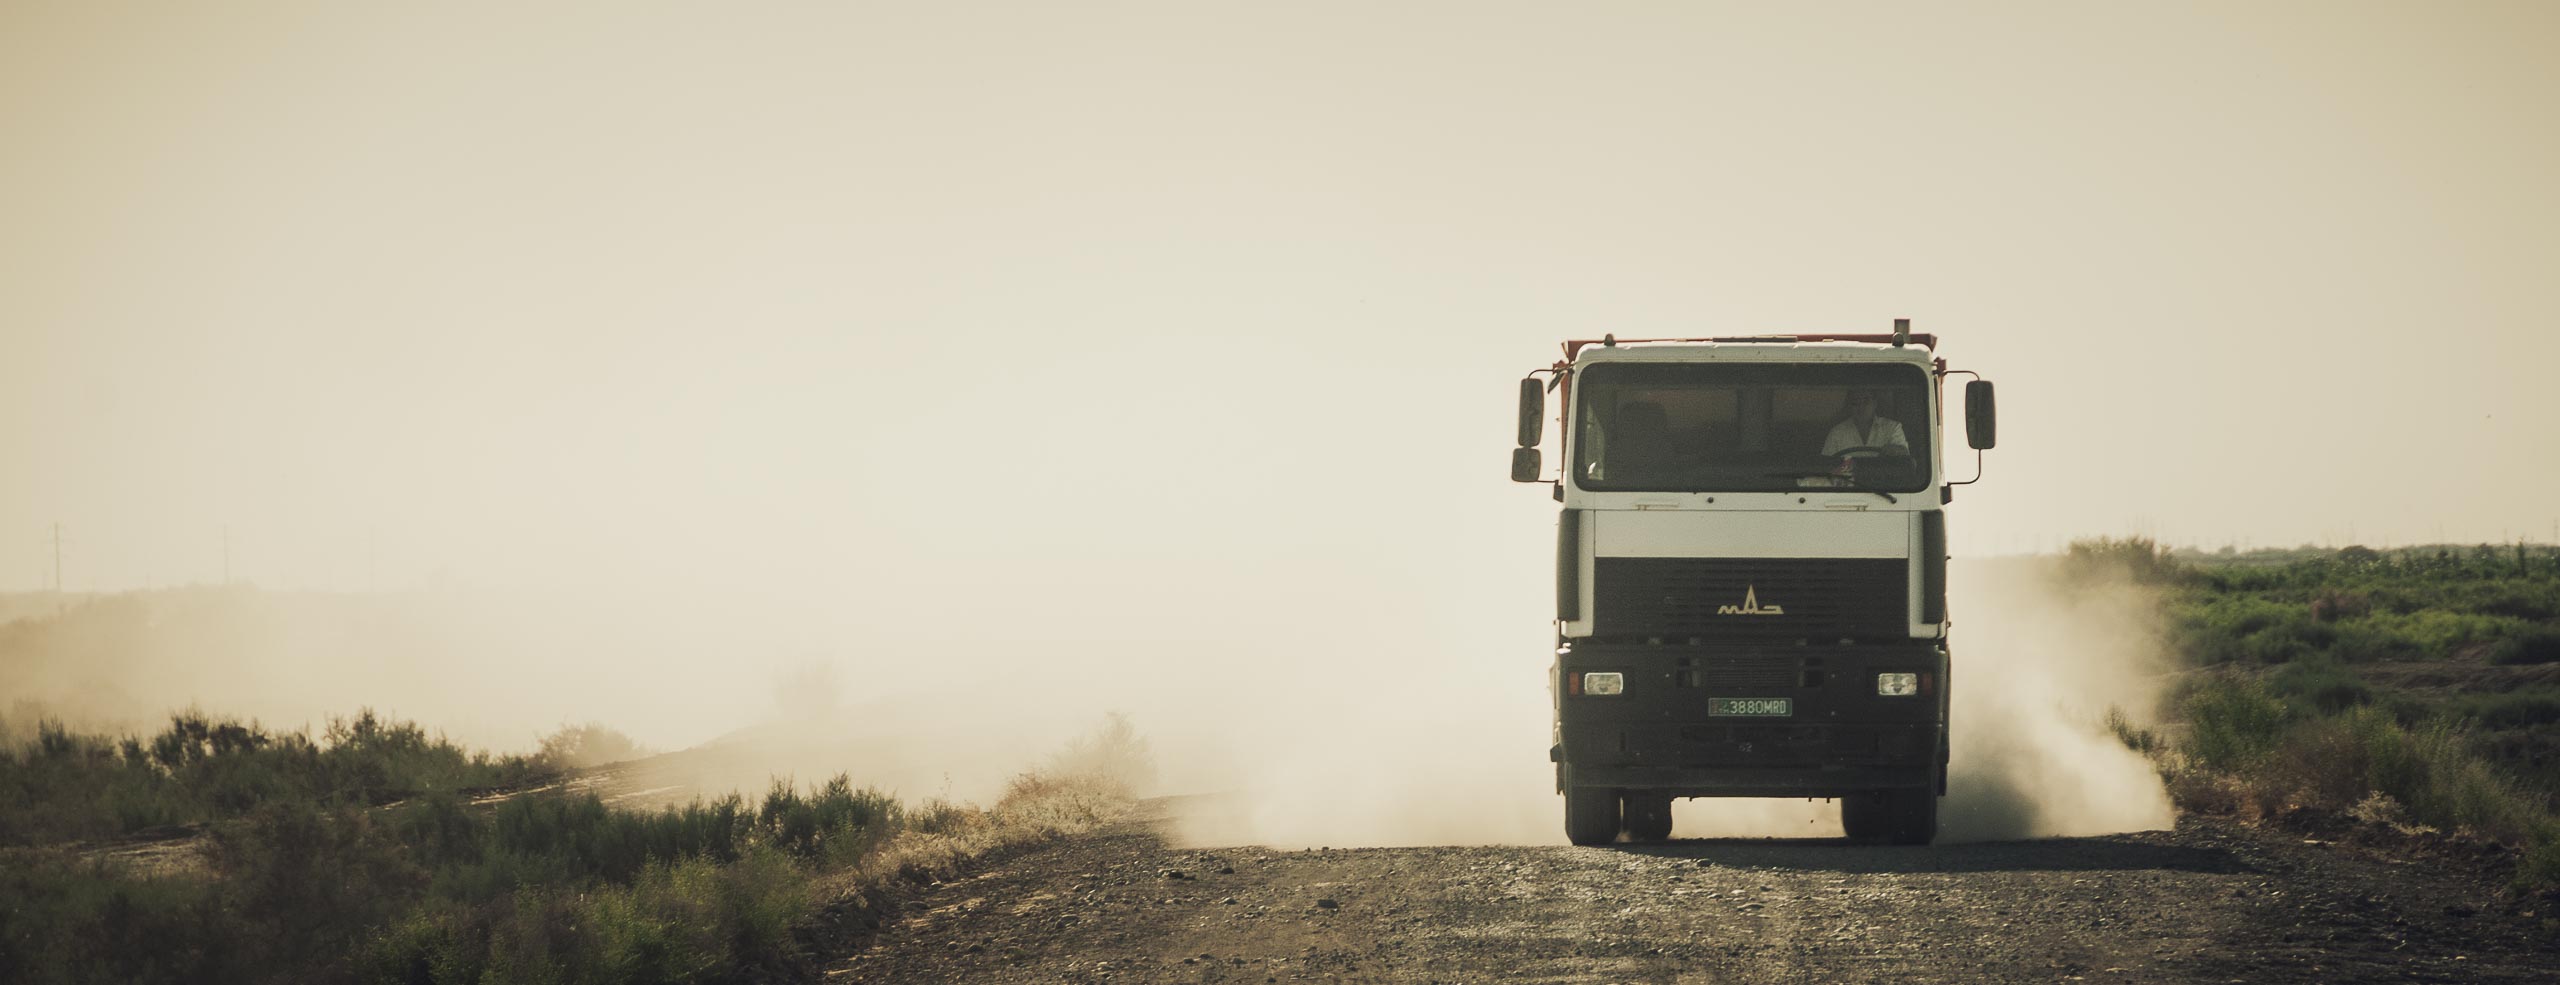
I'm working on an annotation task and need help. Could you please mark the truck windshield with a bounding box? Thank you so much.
[1573,362,1934,493]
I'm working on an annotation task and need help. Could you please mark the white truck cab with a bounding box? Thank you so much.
[1512,321,1996,845]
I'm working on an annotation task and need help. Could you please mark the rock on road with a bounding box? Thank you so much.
[827,800,2551,984]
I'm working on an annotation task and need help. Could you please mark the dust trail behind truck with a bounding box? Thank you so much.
[1511,320,1997,845]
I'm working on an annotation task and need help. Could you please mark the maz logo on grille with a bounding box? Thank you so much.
[1597,557,1905,638]
[1716,585,1784,616]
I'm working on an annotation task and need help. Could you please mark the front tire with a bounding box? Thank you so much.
[1563,776,1620,846]
[1622,792,1673,842]
[1842,789,1937,845]
[1886,788,1939,845]
[1840,792,1889,842]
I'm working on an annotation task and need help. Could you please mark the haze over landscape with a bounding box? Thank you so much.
[5,1,2557,821]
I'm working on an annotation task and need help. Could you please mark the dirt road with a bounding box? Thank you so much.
[825,801,2551,984]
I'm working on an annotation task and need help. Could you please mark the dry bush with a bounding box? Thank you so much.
[2104,706,2166,760]
[534,723,648,770]
[1040,712,1157,799]
[2262,714,2375,810]
[2165,770,2257,818]
[906,798,979,836]
[995,770,1124,832]
[2349,792,2437,836]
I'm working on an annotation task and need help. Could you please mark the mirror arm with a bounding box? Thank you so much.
[1947,447,1985,487]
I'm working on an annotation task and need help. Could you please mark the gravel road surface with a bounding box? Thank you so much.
[824,799,2551,984]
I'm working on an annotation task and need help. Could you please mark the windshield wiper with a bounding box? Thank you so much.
[1759,471,1899,504]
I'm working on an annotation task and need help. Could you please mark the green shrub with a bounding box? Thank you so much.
[2443,690,2560,731]
[2177,673,2289,771]
[2472,727,2560,798]
[2267,660,2372,715]
[1,714,1137,983]
[2343,708,2429,812]
[2316,620,2411,662]
[2520,821,2560,890]
[2263,712,2376,808]
[2364,610,2526,655]
[2472,586,2559,621]
[0,718,188,845]
[2172,595,2342,665]
[0,710,558,848]
[2226,707,2549,850]
[0,854,228,985]
[2489,628,2560,665]
[211,803,429,978]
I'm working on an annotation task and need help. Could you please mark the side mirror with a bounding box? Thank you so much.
[1511,446,1543,483]
[1965,380,1997,450]
[1516,377,1544,447]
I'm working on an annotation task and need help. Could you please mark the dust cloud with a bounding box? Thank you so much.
[3,549,2175,847]
[1937,557,2178,841]
[1162,556,2178,849]
[0,585,1185,808]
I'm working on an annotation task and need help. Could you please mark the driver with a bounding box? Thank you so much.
[1821,389,1909,458]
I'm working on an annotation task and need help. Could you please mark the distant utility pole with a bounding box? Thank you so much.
[223,525,232,584]
[52,522,62,614]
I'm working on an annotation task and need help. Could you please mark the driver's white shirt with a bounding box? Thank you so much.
[1822,417,1908,457]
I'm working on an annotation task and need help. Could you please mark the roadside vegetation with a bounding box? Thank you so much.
[0,710,1142,984]
[2075,537,2560,893]
[1,710,555,848]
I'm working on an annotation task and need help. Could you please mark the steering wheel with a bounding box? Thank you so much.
[1830,445,1899,458]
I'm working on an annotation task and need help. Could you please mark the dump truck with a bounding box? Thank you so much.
[1511,320,1996,845]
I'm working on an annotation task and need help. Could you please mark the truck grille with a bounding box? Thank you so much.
[1593,557,1907,640]
[1692,658,1799,690]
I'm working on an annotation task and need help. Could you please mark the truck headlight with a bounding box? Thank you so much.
[1876,673,1919,696]
[1582,672,1624,696]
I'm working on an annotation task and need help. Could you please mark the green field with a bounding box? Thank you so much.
[2081,538,2560,892]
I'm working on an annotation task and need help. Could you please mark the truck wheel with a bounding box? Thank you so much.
[1622,792,1673,842]
[1839,793,1888,842]
[1887,789,1939,846]
[1563,781,1620,846]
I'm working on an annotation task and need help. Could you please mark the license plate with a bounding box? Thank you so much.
[1709,697,1793,717]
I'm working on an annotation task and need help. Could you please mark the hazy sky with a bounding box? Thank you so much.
[7,1,2558,596]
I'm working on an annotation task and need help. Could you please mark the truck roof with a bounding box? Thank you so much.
[1566,336,1939,367]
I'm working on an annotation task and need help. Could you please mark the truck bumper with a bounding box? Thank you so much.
[1553,640,1949,798]
[1565,763,1932,798]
